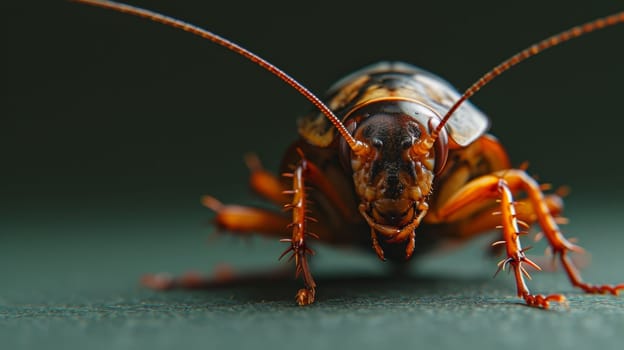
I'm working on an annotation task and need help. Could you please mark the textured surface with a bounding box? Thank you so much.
[1,203,623,350]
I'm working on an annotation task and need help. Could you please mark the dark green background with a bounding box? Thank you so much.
[2,1,624,349]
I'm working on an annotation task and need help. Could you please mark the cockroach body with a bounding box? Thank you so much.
[276,61,494,262]
[74,0,624,308]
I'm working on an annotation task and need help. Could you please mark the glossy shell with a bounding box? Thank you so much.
[298,62,489,148]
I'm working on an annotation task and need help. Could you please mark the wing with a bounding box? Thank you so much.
[299,62,489,147]
[388,63,490,147]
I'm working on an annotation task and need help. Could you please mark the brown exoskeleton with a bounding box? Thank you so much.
[74,0,624,308]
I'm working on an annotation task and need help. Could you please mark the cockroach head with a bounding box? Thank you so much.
[340,99,448,229]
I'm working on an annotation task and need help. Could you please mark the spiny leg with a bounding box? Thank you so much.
[438,175,565,308]
[438,169,623,308]
[438,175,566,308]
[141,197,293,290]
[494,179,567,308]
[201,196,290,237]
[245,153,291,205]
[500,170,623,296]
[454,194,563,242]
[281,150,318,306]
[191,154,292,237]
[142,155,294,291]
[145,155,307,294]
[187,152,346,305]
[247,152,357,222]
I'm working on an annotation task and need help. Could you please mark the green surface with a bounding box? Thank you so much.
[2,202,623,350]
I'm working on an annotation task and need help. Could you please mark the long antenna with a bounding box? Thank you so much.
[431,11,624,140]
[72,0,370,155]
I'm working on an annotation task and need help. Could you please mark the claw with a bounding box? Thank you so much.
[296,288,315,306]
[523,293,568,309]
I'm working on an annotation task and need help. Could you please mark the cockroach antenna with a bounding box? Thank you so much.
[71,0,370,156]
[431,12,624,142]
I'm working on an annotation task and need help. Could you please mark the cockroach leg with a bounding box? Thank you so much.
[448,176,567,309]
[280,151,317,306]
[457,194,563,256]
[495,178,567,309]
[140,175,295,294]
[459,194,563,239]
[141,265,294,291]
[496,170,624,296]
[140,199,293,292]
[559,254,624,295]
[245,153,291,205]
[436,173,567,308]
[141,270,226,290]
[200,195,291,237]
[438,169,623,308]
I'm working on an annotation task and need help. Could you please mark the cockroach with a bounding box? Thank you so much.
[73,0,624,308]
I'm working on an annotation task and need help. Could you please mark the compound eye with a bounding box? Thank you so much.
[371,138,383,149]
[428,119,449,175]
